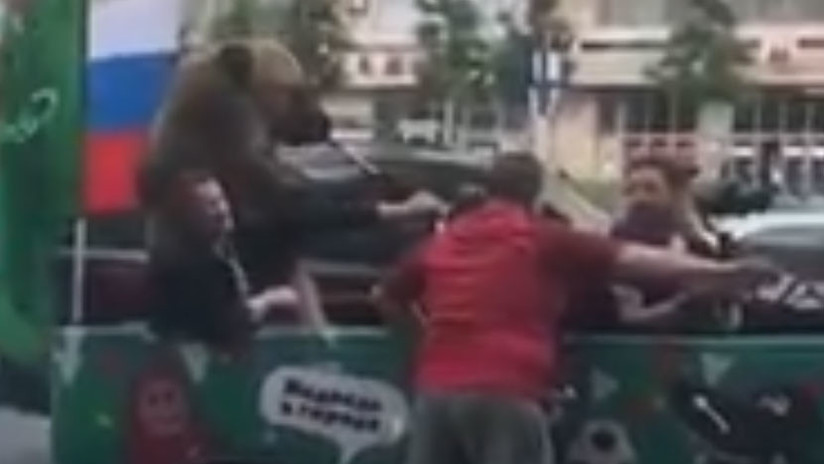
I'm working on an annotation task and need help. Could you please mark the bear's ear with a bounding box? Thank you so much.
[216,43,254,90]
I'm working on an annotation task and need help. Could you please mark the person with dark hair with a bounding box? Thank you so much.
[613,157,716,255]
[145,168,300,351]
[486,153,544,205]
[375,153,775,464]
[142,157,444,351]
[757,139,782,193]
[609,157,723,330]
[699,140,780,216]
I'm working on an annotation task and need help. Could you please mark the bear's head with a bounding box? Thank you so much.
[154,38,330,154]
[142,38,331,217]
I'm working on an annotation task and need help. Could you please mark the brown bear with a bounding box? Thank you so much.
[142,38,331,222]
[137,38,338,350]
[138,38,442,350]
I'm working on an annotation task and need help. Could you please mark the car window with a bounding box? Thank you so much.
[747,225,824,247]
[280,144,363,181]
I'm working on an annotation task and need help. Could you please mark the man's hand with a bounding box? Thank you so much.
[378,190,448,220]
[686,259,779,297]
[248,286,300,323]
[371,285,427,330]
[723,259,779,292]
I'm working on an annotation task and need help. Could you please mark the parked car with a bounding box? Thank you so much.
[719,208,824,279]
[717,207,824,332]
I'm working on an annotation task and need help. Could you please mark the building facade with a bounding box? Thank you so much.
[328,0,522,150]
[322,0,426,145]
[552,0,824,194]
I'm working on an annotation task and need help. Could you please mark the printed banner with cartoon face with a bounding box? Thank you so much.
[52,327,824,464]
[52,327,413,464]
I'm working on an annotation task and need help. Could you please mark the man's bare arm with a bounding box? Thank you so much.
[613,244,775,294]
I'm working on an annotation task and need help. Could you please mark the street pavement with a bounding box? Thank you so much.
[0,409,50,464]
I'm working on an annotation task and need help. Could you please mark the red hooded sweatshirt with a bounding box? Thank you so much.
[383,200,618,400]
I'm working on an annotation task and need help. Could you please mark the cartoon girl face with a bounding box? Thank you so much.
[137,376,190,438]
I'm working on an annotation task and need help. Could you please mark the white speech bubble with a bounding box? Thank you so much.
[259,366,409,464]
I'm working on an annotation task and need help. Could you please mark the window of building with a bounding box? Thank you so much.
[675,99,698,132]
[786,97,809,134]
[734,99,758,133]
[761,95,781,133]
[358,55,372,75]
[598,93,620,134]
[727,92,824,194]
[385,56,404,76]
[734,93,824,135]
[728,0,824,22]
[599,0,824,25]
[813,159,824,193]
[347,0,369,14]
[649,93,670,132]
[811,99,824,132]
[598,90,697,134]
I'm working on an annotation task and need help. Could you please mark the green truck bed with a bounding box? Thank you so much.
[52,326,824,464]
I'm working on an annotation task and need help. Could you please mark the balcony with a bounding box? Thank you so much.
[571,24,824,88]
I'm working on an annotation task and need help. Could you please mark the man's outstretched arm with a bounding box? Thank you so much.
[541,222,775,298]
[613,243,775,295]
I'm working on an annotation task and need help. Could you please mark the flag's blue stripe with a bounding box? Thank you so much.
[87,52,175,131]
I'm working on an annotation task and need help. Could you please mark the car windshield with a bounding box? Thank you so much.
[279,144,363,181]
[746,225,824,248]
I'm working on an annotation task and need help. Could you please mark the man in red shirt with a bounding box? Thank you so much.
[376,154,772,464]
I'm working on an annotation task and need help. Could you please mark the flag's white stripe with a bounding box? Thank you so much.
[88,0,184,61]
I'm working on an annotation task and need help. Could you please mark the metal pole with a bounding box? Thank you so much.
[530,86,547,159]
[70,218,88,325]
[530,44,547,159]
[69,0,90,327]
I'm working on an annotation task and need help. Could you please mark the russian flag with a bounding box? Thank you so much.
[84,0,184,214]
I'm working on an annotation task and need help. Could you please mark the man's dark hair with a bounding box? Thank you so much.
[625,156,681,188]
[488,153,544,205]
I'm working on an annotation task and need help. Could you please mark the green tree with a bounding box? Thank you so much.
[211,0,260,40]
[647,0,752,103]
[490,1,568,109]
[490,13,530,109]
[527,0,558,41]
[488,1,570,141]
[209,0,351,91]
[278,0,351,90]
[415,0,494,146]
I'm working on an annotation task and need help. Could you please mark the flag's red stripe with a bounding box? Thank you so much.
[84,132,146,214]
[83,53,174,215]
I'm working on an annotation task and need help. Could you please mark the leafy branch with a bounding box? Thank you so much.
[647,0,752,103]
[209,0,352,91]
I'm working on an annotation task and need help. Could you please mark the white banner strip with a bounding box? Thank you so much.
[88,0,185,60]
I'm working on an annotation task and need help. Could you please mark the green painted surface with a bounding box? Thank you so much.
[0,0,84,365]
[52,329,824,464]
[52,327,413,464]
[561,335,824,463]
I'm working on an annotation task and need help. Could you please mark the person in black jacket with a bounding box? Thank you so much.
[142,158,442,351]
[144,167,290,350]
